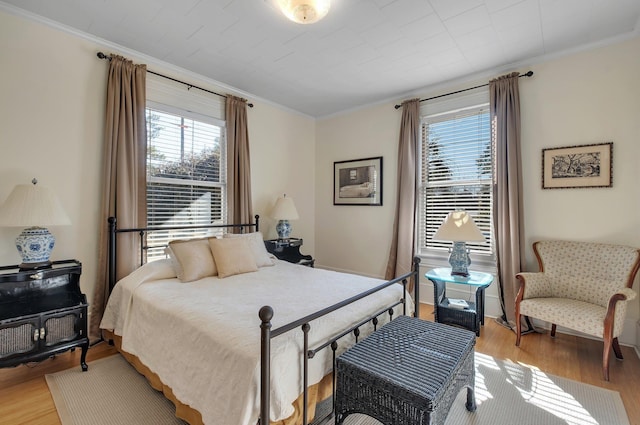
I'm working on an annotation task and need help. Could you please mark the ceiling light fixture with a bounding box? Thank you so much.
[278,0,330,24]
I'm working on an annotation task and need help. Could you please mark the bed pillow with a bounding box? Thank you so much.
[223,231,275,267]
[209,237,259,278]
[168,238,218,282]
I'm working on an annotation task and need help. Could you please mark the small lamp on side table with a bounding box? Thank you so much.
[271,194,299,240]
[0,178,71,270]
[432,211,485,277]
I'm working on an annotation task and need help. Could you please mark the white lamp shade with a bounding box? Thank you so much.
[271,196,299,220]
[0,182,71,227]
[432,211,485,242]
[278,0,330,24]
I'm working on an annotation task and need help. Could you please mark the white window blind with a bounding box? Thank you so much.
[146,106,226,260]
[418,105,493,257]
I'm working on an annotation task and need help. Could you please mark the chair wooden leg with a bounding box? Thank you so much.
[550,324,556,337]
[612,337,624,360]
[603,334,613,381]
[515,314,522,346]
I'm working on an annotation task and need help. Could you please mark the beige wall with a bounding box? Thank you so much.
[520,37,640,344]
[315,36,640,345]
[248,103,316,247]
[315,103,401,277]
[0,10,316,308]
[0,11,105,297]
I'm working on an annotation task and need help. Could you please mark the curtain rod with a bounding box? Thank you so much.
[96,52,253,108]
[394,70,533,109]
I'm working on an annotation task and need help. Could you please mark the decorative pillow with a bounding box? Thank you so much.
[209,237,259,278]
[164,245,183,278]
[223,231,275,267]
[168,238,217,282]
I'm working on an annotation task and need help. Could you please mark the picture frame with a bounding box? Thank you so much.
[334,156,383,205]
[542,142,612,189]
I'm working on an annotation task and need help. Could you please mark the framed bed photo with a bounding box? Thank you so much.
[334,156,382,205]
[542,142,612,189]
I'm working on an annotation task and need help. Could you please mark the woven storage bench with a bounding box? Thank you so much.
[335,315,476,425]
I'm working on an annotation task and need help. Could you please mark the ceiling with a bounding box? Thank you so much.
[3,0,640,117]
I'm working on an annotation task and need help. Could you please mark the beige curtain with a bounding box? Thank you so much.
[385,99,420,291]
[89,55,147,340]
[490,72,525,328]
[226,95,253,227]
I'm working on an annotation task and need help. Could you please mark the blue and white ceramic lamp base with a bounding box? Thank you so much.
[449,241,472,277]
[276,220,292,240]
[15,226,56,269]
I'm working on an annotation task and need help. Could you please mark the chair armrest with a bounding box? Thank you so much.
[515,272,552,300]
[610,287,637,303]
[604,288,637,337]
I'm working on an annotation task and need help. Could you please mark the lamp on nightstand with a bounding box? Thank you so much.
[432,211,485,277]
[271,194,299,240]
[0,178,71,270]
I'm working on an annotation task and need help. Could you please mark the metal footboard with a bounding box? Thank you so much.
[258,257,421,425]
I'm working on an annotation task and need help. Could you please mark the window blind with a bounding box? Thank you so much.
[418,105,493,256]
[146,107,226,260]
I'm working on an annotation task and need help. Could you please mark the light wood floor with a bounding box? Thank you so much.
[1,304,639,425]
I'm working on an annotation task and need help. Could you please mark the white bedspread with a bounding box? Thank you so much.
[100,259,413,425]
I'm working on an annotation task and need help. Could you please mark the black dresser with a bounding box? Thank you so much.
[0,260,89,371]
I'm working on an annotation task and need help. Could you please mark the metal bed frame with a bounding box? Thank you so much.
[107,215,421,425]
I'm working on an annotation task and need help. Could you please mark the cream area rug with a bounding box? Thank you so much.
[46,353,629,425]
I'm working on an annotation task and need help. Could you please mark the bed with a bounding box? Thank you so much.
[99,216,420,425]
[338,182,374,198]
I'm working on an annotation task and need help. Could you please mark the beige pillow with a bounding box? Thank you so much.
[223,231,274,267]
[209,237,258,278]
[168,238,217,282]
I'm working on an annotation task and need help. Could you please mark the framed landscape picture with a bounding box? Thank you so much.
[334,156,382,205]
[542,142,612,189]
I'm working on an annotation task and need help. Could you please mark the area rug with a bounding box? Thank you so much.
[46,353,629,425]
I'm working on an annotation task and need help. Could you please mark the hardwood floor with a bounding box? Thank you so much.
[0,304,638,424]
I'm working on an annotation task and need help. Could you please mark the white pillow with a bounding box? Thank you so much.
[223,231,275,267]
[209,237,259,278]
[168,237,218,282]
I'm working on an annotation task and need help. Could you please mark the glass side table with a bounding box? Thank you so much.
[425,268,493,336]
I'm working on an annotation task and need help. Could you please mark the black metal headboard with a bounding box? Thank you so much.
[107,215,260,292]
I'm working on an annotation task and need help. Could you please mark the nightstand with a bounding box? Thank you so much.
[264,238,315,267]
[425,268,493,336]
[0,260,89,371]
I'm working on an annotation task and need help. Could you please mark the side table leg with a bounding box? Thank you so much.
[80,342,89,371]
[465,386,477,412]
[478,287,486,325]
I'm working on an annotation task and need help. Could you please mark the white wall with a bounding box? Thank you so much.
[0,9,316,308]
[315,36,640,345]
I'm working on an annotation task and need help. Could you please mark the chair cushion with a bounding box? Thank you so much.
[519,297,627,338]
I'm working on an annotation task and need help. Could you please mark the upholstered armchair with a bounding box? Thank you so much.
[515,240,640,381]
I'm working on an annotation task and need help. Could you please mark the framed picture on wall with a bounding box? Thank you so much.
[334,156,383,206]
[542,142,613,189]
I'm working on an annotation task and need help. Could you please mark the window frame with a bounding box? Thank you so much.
[144,101,227,261]
[416,103,496,269]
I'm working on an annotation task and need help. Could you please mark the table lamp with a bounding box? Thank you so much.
[0,178,71,270]
[432,211,485,277]
[271,194,299,240]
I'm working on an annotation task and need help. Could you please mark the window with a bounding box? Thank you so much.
[417,105,494,261]
[145,106,226,260]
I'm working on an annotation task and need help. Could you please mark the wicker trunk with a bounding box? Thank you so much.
[335,316,476,425]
